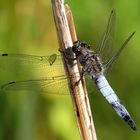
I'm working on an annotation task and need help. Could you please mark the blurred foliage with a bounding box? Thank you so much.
[0,0,140,140]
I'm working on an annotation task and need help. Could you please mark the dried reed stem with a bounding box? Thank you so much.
[52,0,97,140]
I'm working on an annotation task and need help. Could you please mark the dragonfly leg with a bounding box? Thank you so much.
[75,68,85,86]
[59,48,78,67]
[58,48,77,60]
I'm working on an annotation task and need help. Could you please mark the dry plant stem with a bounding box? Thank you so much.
[65,4,97,140]
[52,0,97,140]
[64,5,77,41]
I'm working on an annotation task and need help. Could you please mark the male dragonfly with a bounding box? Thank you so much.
[0,10,136,130]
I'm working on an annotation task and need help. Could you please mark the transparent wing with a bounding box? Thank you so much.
[0,53,66,79]
[0,53,83,95]
[0,53,63,67]
[96,10,116,63]
[105,32,135,74]
[96,10,135,75]
[0,75,81,95]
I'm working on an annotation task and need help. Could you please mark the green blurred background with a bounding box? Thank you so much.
[0,0,139,140]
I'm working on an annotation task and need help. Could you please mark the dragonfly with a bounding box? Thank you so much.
[0,10,136,130]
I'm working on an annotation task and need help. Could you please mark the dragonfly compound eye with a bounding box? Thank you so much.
[72,45,78,53]
[73,40,81,47]
[72,41,81,53]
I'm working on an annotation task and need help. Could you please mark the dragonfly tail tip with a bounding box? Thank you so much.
[131,126,137,131]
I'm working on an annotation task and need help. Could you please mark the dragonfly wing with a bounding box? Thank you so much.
[105,32,135,74]
[96,10,135,75]
[0,74,82,95]
[0,53,65,78]
[0,75,70,95]
[96,10,116,62]
[0,53,63,66]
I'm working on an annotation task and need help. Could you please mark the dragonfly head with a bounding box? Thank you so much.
[72,40,81,53]
[72,40,91,55]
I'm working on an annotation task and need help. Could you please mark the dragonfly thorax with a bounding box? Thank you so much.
[72,41,104,79]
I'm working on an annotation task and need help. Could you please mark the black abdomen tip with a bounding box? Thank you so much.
[132,126,137,131]
[123,115,136,131]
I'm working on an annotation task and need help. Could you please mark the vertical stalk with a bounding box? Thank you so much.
[51,0,97,140]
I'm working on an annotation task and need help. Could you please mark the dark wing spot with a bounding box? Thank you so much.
[2,54,8,56]
[8,81,16,84]
[48,54,57,65]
